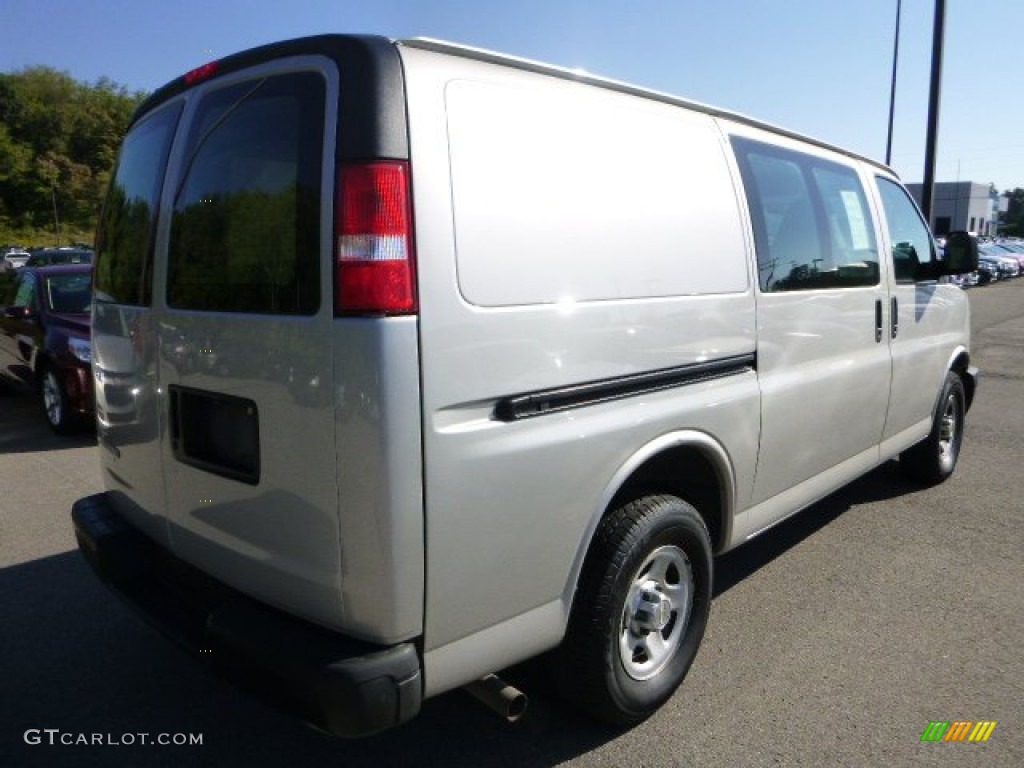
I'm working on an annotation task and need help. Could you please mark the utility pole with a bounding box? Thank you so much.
[51,185,60,246]
[38,155,61,246]
[885,0,902,166]
[920,0,946,225]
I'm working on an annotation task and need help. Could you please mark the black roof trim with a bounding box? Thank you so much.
[134,34,408,161]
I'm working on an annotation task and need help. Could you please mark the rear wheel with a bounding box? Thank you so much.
[557,495,712,725]
[900,372,965,484]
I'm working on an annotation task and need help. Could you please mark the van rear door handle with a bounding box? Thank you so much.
[891,297,899,339]
[875,299,883,343]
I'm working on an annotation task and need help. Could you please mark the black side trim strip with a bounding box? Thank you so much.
[494,353,756,422]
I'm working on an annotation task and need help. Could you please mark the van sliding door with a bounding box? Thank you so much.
[732,135,890,518]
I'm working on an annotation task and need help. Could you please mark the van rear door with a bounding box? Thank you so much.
[96,37,424,644]
[156,63,345,626]
[96,59,348,629]
[94,100,182,546]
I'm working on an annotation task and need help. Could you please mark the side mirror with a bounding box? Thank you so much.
[940,231,979,275]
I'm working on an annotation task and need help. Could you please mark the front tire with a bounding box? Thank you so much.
[41,367,76,434]
[557,495,713,725]
[900,371,965,484]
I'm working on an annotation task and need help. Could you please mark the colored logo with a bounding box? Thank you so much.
[920,720,997,742]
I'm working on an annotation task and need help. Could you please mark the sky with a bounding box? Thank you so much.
[2,0,1022,192]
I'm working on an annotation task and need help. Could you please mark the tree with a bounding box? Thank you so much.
[0,67,146,240]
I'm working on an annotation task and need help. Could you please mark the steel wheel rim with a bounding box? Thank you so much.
[43,371,62,426]
[618,545,693,681]
[938,392,960,469]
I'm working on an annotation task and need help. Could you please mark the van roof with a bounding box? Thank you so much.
[400,36,893,176]
[134,33,892,177]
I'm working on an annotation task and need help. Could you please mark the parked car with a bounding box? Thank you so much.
[992,241,1024,273]
[24,248,93,268]
[976,258,998,284]
[942,270,978,289]
[979,244,1020,278]
[72,34,978,738]
[0,265,94,432]
[2,250,31,272]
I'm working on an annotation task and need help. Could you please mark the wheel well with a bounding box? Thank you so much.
[608,446,727,552]
[950,352,974,411]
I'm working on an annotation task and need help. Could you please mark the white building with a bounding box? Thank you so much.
[905,181,1000,237]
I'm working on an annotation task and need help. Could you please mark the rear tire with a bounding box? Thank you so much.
[557,495,712,725]
[900,372,965,484]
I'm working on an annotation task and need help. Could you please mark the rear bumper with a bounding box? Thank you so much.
[71,493,422,737]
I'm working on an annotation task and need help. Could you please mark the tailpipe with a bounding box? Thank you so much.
[464,674,528,723]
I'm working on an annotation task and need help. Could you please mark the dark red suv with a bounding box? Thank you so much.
[0,265,93,433]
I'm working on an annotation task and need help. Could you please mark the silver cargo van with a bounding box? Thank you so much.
[73,34,979,736]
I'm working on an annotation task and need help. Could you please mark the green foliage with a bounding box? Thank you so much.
[168,185,312,313]
[0,66,146,244]
[1000,188,1024,237]
[94,182,153,303]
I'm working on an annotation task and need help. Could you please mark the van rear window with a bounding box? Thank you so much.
[167,72,324,314]
[95,102,181,306]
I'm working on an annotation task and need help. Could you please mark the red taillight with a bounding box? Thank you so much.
[183,61,220,85]
[335,162,416,315]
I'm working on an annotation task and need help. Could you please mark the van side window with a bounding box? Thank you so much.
[733,137,878,292]
[875,176,935,282]
[167,72,324,314]
[95,102,182,306]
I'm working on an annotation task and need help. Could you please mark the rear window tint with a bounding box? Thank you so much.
[95,102,181,305]
[167,72,324,314]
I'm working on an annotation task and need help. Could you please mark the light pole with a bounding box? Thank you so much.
[920,0,947,225]
[885,0,902,166]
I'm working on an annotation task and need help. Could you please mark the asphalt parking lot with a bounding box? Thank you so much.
[1,281,1022,767]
